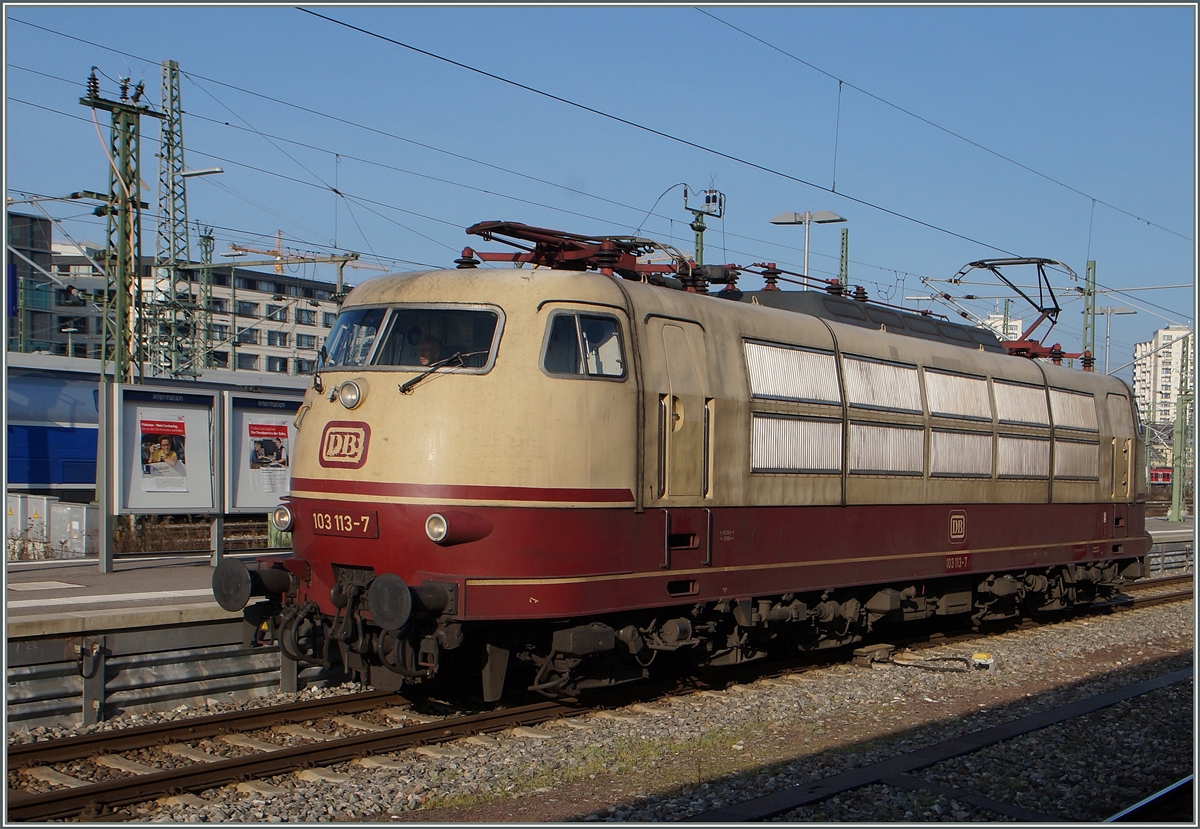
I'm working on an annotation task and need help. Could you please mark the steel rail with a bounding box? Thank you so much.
[6,699,577,822]
[7,689,402,768]
[686,666,1194,822]
[1106,774,1194,822]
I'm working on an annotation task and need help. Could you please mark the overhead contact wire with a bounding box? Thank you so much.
[696,8,1193,243]
[295,7,1020,257]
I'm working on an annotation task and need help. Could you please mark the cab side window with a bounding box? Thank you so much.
[543,313,625,379]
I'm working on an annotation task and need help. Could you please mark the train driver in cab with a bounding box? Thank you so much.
[417,337,442,366]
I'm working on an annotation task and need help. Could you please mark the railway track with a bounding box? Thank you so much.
[685,666,1195,822]
[6,697,581,822]
[7,575,1190,822]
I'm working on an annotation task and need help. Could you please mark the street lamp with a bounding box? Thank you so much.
[770,210,846,288]
[178,167,224,179]
[1097,306,1136,374]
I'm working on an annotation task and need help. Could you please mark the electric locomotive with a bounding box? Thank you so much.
[213,222,1148,701]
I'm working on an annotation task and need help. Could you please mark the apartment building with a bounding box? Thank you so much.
[1132,325,1193,425]
[983,311,1024,341]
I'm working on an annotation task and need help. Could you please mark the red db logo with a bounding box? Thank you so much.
[948,509,967,544]
[319,421,371,469]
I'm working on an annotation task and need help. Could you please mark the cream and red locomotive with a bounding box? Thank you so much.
[214,222,1148,701]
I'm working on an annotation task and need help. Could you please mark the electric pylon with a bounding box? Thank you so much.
[149,59,199,377]
[81,67,164,384]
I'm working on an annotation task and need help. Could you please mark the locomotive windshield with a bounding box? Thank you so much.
[325,305,500,370]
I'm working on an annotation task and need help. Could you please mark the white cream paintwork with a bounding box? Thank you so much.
[291,267,1143,510]
[292,269,638,507]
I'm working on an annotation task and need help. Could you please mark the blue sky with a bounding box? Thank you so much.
[5,4,1195,379]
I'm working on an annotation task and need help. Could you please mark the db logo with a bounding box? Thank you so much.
[948,509,967,544]
[319,421,371,469]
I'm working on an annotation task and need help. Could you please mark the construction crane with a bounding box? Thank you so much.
[228,230,286,274]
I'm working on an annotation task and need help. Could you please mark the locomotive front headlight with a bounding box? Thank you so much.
[338,380,362,409]
[425,513,448,543]
[271,504,294,532]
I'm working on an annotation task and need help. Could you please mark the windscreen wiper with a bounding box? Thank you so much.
[398,351,488,395]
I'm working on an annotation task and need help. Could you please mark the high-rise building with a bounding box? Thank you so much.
[6,211,56,353]
[983,312,1024,341]
[1132,325,1193,425]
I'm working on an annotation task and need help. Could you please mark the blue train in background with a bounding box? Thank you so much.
[7,353,100,503]
[6,352,309,504]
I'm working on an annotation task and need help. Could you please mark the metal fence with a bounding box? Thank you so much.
[6,616,337,727]
[1145,526,1194,577]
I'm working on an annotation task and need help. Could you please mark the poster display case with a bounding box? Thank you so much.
[224,392,302,514]
[117,386,219,514]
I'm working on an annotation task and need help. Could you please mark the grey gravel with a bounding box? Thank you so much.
[9,601,1192,822]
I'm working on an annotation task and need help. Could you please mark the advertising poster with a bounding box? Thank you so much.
[248,419,290,494]
[138,412,188,492]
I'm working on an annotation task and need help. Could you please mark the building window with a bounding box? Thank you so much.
[236,301,259,318]
[210,351,229,368]
[266,304,287,322]
[266,356,289,373]
[267,331,289,348]
[237,353,259,370]
[322,312,337,328]
[208,298,228,314]
[295,308,316,326]
[211,324,229,342]
[237,327,259,345]
[296,333,317,350]
[295,358,315,374]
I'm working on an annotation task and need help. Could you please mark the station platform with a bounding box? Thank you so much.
[4,551,285,639]
[4,519,1193,641]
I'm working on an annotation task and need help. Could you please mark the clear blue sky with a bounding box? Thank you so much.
[5,4,1195,380]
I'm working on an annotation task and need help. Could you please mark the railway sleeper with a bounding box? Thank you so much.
[236,556,1143,702]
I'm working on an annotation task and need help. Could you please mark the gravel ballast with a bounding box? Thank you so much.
[9,600,1193,823]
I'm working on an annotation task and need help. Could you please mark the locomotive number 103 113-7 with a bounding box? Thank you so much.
[311,510,379,538]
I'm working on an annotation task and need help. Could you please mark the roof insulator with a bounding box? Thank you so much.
[761,263,781,292]
[455,247,480,269]
[592,239,620,270]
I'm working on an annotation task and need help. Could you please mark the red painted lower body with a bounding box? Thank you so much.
[286,496,1147,621]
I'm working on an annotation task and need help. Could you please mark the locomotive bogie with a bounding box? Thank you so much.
[219,264,1149,701]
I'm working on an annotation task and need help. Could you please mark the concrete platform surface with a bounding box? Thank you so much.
[4,553,282,637]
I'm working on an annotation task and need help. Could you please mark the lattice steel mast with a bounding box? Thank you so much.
[80,68,163,383]
[149,59,202,377]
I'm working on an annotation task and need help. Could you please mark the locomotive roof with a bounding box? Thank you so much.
[737,290,1007,354]
[343,267,1130,397]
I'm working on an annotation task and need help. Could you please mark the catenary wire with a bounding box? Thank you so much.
[295,7,1026,257]
[695,8,1192,243]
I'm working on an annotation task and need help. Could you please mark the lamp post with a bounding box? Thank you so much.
[1097,306,1136,374]
[61,326,78,357]
[178,167,224,179]
[769,210,846,288]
